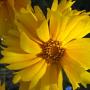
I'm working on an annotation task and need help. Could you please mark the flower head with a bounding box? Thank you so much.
[1,0,90,90]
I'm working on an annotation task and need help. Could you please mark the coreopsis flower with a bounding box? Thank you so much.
[0,0,29,37]
[1,0,90,90]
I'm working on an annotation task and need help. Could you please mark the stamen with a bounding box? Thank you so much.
[40,39,65,64]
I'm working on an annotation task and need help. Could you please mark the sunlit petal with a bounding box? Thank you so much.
[80,71,90,84]
[40,64,59,90]
[17,60,45,81]
[57,15,90,44]
[30,62,47,89]
[64,38,90,69]
[34,6,45,21]
[51,0,58,11]
[7,57,42,70]
[20,31,41,54]
[36,20,50,42]
[0,50,36,64]
[58,69,63,90]
[61,53,86,89]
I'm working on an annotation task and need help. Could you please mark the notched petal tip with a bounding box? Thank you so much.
[36,20,50,42]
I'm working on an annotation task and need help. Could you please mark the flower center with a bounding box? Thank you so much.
[40,39,65,64]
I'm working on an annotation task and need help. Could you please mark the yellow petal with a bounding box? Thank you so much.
[30,80,41,90]
[13,74,21,84]
[36,20,50,42]
[58,0,67,11]
[2,32,20,48]
[56,15,69,41]
[40,66,50,90]
[58,69,63,90]
[0,82,5,90]
[2,29,21,52]
[7,57,42,70]
[64,38,90,69]
[80,71,90,84]
[40,64,59,90]
[20,31,41,54]
[4,47,24,53]
[16,9,37,30]
[58,15,90,44]
[30,62,47,89]
[0,0,14,37]
[58,0,75,14]
[16,9,42,43]
[3,35,19,47]
[61,53,86,90]
[50,12,62,40]
[17,60,45,81]
[76,20,90,39]
[16,20,42,44]
[63,16,90,44]
[49,64,59,90]
[19,82,30,90]
[34,6,45,21]
[51,0,58,11]
[61,21,85,44]
[0,50,36,64]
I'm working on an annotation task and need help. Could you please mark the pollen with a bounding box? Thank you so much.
[40,39,65,64]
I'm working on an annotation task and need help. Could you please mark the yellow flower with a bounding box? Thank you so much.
[1,0,90,90]
[0,0,29,37]
[0,82,5,90]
